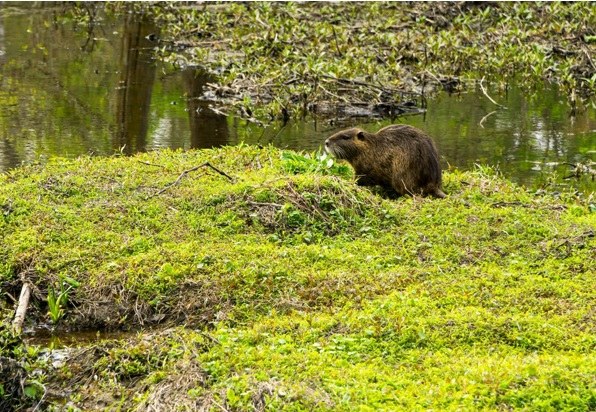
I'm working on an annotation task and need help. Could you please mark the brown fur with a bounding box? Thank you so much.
[325,124,446,198]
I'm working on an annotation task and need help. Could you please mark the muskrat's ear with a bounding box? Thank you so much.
[357,131,365,140]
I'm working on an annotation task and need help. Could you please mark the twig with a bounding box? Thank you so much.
[137,160,166,168]
[211,399,230,412]
[285,183,330,223]
[320,74,387,92]
[199,331,221,345]
[151,162,234,198]
[205,83,238,95]
[490,201,566,211]
[31,382,47,412]
[562,161,596,180]
[283,76,299,86]
[258,72,284,87]
[331,26,343,57]
[479,110,497,128]
[491,201,524,208]
[246,201,284,208]
[581,46,596,71]
[318,83,350,103]
[210,104,263,126]
[175,39,231,47]
[209,106,231,117]
[5,291,17,303]
[423,70,443,85]
[12,282,32,335]
[480,77,507,109]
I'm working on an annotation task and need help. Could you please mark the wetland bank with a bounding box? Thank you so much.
[1,2,595,411]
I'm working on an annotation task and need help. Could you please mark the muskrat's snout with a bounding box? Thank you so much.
[324,138,331,153]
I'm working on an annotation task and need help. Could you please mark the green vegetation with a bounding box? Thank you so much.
[46,275,78,324]
[1,3,594,410]
[1,146,594,410]
[0,323,44,411]
[124,2,596,120]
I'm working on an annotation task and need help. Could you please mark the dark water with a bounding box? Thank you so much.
[24,327,132,348]
[1,4,594,193]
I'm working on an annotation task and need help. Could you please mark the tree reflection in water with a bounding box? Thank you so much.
[114,16,157,154]
[0,4,593,193]
[184,68,230,149]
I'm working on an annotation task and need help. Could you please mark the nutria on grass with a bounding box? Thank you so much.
[325,124,446,198]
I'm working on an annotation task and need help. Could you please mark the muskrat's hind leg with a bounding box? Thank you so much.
[355,175,377,186]
[431,188,446,199]
[382,185,402,199]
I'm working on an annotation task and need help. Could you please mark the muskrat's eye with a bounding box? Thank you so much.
[342,134,351,140]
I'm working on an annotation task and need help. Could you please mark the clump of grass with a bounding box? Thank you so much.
[46,275,79,324]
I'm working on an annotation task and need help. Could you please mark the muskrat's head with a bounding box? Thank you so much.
[324,128,370,160]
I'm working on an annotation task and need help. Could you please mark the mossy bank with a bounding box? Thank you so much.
[1,145,595,410]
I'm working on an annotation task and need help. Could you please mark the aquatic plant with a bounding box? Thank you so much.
[102,2,596,121]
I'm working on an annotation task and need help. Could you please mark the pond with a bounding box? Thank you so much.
[1,4,594,193]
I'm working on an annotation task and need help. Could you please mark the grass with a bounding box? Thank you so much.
[0,145,594,410]
[101,2,596,120]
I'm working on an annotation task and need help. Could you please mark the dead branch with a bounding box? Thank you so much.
[563,161,596,180]
[331,26,343,57]
[209,104,264,126]
[285,182,330,223]
[199,331,221,345]
[479,110,497,128]
[152,162,234,198]
[320,74,382,92]
[318,83,351,103]
[137,160,166,168]
[581,47,596,71]
[208,106,232,117]
[246,201,284,208]
[31,381,47,412]
[491,201,523,208]
[12,282,32,335]
[491,201,567,211]
[479,77,507,109]
[423,70,444,85]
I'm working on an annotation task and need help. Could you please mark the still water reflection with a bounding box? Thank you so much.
[0,5,594,192]
[114,15,158,154]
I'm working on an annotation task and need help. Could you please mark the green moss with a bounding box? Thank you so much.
[0,145,594,410]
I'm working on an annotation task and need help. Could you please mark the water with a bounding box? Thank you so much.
[1,4,594,193]
[24,327,133,348]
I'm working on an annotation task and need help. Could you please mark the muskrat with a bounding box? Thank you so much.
[324,124,446,198]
